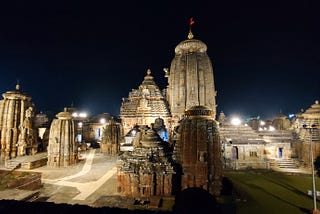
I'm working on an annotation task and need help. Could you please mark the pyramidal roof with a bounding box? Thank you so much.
[120,69,171,117]
[302,100,320,119]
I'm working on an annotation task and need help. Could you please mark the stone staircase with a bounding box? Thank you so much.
[269,158,311,174]
[275,158,299,169]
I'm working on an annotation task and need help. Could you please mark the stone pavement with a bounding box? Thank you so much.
[40,149,118,202]
[0,149,121,207]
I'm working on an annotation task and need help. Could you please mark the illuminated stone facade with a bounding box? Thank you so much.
[165,32,217,131]
[117,127,176,198]
[176,106,222,196]
[100,119,121,155]
[293,100,320,164]
[47,109,78,167]
[0,84,38,160]
[120,69,171,135]
[220,118,295,169]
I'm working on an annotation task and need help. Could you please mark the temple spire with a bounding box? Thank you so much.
[188,17,195,39]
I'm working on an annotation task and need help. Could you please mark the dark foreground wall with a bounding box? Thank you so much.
[0,200,171,214]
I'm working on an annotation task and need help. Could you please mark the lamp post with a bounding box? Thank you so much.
[303,124,318,212]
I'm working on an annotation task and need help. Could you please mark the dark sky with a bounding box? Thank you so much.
[0,0,318,119]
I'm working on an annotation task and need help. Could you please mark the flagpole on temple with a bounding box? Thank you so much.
[188,17,195,39]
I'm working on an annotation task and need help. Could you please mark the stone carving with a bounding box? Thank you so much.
[17,107,38,156]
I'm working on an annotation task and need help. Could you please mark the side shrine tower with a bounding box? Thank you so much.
[0,83,38,160]
[165,21,217,131]
[47,108,78,167]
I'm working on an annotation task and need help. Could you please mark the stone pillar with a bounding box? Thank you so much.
[47,109,78,167]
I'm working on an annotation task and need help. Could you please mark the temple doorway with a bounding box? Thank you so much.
[232,146,238,160]
[278,148,283,158]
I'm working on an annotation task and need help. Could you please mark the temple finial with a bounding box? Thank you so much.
[188,17,195,39]
[15,79,21,91]
[147,69,151,75]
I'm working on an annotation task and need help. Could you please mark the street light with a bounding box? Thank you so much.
[303,124,318,212]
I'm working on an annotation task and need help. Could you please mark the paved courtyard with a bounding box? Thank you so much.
[0,149,130,207]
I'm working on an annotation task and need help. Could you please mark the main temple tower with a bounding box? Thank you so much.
[165,21,217,129]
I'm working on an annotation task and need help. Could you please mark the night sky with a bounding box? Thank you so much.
[0,1,318,119]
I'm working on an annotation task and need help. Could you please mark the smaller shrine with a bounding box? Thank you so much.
[100,118,121,155]
[0,83,38,160]
[294,100,320,164]
[47,108,78,167]
[117,127,176,199]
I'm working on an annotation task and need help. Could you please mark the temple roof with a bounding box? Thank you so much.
[302,100,320,119]
[56,108,73,120]
[219,124,266,145]
[175,39,207,54]
[2,83,31,100]
[120,69,171,118]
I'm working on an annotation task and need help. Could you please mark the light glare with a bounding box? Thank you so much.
[231,117,241,126]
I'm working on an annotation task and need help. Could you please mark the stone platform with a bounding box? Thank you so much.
[2,152,48,170]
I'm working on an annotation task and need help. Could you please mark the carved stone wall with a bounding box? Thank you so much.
[47,109,78,167]
[176,106,222,196]
[100,119,121,155]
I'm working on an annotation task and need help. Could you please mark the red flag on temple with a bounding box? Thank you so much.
[190,17,195,26]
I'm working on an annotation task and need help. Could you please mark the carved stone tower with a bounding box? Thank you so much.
[100,118,121,155]
[0,83,38,159]
[47,108,78,167]
[176,106,222,196]
[117,127,176,198]
[165,30,217,130]
[120,69,171,135]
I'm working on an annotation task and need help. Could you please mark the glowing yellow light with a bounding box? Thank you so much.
[100,118,106,124]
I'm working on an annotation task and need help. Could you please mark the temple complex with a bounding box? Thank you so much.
[0,84,38,160]
[117,127,176,198]
[175,106,222,196]
[120,69,171,135]
[47,108,78,167]
[1,22,320,212]
[165,29,217,131]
